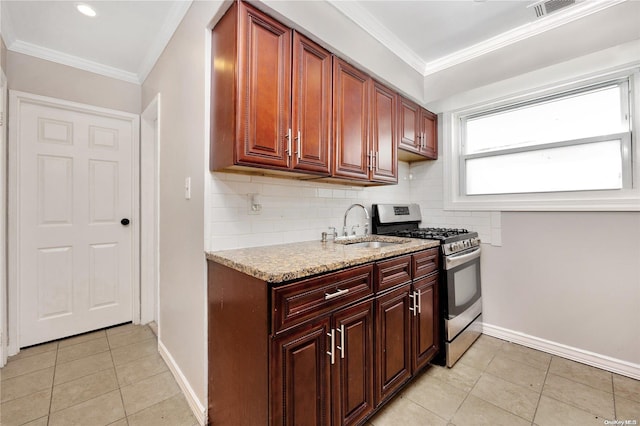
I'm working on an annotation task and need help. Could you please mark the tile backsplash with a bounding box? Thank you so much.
[206,160,500,251]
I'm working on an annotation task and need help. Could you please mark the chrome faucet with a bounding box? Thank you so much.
[343,203,369,236]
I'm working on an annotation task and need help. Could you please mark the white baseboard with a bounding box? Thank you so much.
[158,339,207,425]
[482,322,640,380]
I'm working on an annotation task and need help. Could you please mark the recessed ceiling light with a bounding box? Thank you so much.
[76,3,97,17]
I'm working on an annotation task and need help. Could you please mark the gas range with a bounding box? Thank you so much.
[372,203,483,368]
[371,204,480,256]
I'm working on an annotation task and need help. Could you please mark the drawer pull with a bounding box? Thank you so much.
[324,288,349,300]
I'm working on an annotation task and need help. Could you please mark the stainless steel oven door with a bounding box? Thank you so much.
[444,246,482,340]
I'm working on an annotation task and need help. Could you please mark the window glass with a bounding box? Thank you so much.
[465,139,623,195]
[465,85,627,155]
[460,79,631,197]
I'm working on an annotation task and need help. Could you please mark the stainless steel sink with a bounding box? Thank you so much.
[345,241,402,248]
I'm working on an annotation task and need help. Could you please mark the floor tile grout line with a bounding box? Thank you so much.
[57,332,107,351]
[47,343,60,426]
[48,369,122,417]
[529,353,552,425]
[108,335,129,426]
[446,345,498,423]
[1,345,58,365]
[454,349,542,425]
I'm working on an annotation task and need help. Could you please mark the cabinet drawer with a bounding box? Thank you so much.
[272,264,374,333]
[375,255,411,292]
[412,248,439,279]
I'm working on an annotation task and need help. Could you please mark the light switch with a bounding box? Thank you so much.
[185,177,191,200]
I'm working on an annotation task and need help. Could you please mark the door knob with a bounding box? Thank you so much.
[121,218,130,226]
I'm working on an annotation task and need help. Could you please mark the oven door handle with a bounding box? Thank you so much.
[445,246,481,270]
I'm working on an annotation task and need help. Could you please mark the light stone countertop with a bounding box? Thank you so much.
[205,236,440,284]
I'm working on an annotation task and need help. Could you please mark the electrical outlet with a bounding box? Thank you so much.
[248,193,262,215]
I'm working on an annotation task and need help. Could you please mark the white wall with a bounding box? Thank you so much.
[482,212,640,365]
[6,51,140,114]
[141,1,226,421]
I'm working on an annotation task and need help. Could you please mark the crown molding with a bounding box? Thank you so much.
[137,0,192,84]
[422,0,628,76]
[4,0,193,85]
[328,0,627,78]
[326,0,425,75]
[8,39,140,83]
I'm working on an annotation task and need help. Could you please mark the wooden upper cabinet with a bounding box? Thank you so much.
[333,59,399,183]
[398,97,421,154]
[210,3,331,175]
[398,95,438,161]
[420,108,438,159]
[211,1,403,183]
[370,80,398,183]
[236,2,291,168]
[291,32,332,175]
[333,58,370,181]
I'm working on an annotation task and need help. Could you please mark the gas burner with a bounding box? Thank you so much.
[371,204,478,248]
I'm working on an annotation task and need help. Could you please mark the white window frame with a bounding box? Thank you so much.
[443,69,640,211]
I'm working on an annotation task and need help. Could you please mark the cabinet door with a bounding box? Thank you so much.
[369,80,398,183]
[419,108,438,159]
[332,300,375,426]
[292,32,332,175]
[375,284,411,405]
[412,274,439,373]
[398,96,421,154]
[237,2,291,169]
[333,58,370,181]
[271,318,331,426]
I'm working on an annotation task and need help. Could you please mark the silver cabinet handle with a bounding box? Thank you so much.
[286,128,292,157]
[409,290,421,316]
[336,324,345,359]
[324,288,349,300]
[296,130,301,160]
[373,151,377,171]
[327,329,335,365]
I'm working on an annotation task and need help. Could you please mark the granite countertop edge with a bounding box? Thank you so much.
[205,237,440,284]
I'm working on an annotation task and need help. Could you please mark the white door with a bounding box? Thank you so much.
[15,93,138,347]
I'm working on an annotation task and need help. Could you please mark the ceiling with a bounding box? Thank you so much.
[0,0,629,84]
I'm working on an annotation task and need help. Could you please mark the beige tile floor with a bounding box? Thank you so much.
[0,323,197,426]
[1,325,639,426]
[369,335,640,426]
